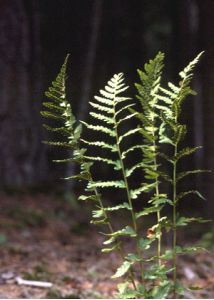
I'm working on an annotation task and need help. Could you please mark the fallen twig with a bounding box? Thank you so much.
[15,276,53,288]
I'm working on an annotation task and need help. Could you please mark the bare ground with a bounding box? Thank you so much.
[0,193,213,299]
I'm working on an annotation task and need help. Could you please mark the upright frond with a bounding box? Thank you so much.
[41,54,80,151]
[155,52,206,297]
[82,73,145,279]
[41,55,95,201]
[135,52,165,266]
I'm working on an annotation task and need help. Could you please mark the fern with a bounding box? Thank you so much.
[157,52,206,297]
[135,52,165,267]
[40,52,208,299]
[41,54,80,151]
[82,73,146,285]
[41,57,140,291]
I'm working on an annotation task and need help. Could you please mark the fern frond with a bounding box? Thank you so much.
[92,209,105,218]
[89,112,114,124]
[179,52,204,80]
[81,121,116,137]
[135,206,160,219]
[125,162,145,178]
[117,112,138,126]
[136,52,164,106]
[176,190,206,202]
[149,194,173,206]
[158,52,204,127]
[159,86,176,98]
[40,111,65,121]
[177,216,211,227]
[91,218,108,225]
[135,52,166,266]
[41,54,81,152]
[155,94,173,104]
[88,180,126,189]
[81,139,117,153]
[101,244,120,253]
[44,91,62,103]
[168,82,180,93]
[121,145,143,160]
[177,170,208,182]
[89,101,114,114]
[156,52,206,296]
[130,183,156,199]
[78,194,100,202]
[83,73,142,201]
[83,73,147,283]
[42,102,65,112]
[115,96,132,104]
[153,104,172,116]
[111,260,134,279]
[174,125,187,144]
[53,157,76,163]
[84,155,122,170]
[114,103,135,118]
[135,51,165,178]
[42,141,74,148]
[175,146,202,161]
[102,226,137,248]
[42,124,70,135]
[104,203,131,211]
[105,226,137,238]
[118,128,141,144]
[99,88,115,99]
[94,95,113,106]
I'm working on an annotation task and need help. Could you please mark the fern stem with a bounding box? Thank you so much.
[172,144,178,298]
[89,174,137,290]
[117,143,137,232]
[113,106,144,285]
[153,141,162,266]
[150,112,162,266]
[116,132,144,283]
[156,191,161,265]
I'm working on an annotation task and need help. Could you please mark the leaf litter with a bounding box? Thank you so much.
[0,193,213,298]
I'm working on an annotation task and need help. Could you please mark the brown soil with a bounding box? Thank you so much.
[0,193,213,298]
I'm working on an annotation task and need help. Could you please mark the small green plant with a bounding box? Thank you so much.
[41,52,208,298]
[199,225,214,251]
[0,233,7,246]
[23,264,50,281]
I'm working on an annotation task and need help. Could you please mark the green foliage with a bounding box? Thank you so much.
[41,55,80,151]
[134,52,166,272]
[23,264,50,281]
[111,260,134,279]
[41,52,208,299]
[0,234,7,246]
[155,51,208,298]
[199,226,214,250]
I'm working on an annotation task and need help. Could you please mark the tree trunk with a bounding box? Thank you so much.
[78,0,102,121]
[65,0,103,192]
[0,0,46,188]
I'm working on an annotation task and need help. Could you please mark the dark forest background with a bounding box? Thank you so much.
[0,0,213,217]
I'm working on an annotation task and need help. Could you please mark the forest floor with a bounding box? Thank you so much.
[0,192,213,299]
